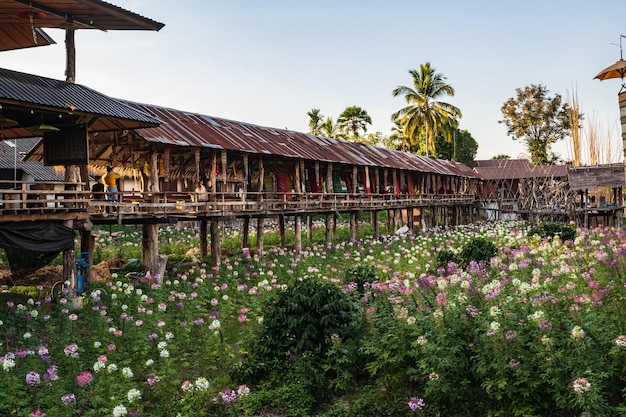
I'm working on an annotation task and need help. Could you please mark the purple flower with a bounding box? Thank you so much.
[408,396,425,411]
[221,388,237,404]
[30,408,45,417]
[509,358,521,368]
[146,373,160,386]
[76,370,93,386]
[61,393,76,405]
[26,371,41,386]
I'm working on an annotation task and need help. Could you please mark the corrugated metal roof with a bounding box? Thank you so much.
[0,137,63,181]
[474,159,568,180]
[0,67,161,138]
[0,0,164,32]
[126,101,480,179]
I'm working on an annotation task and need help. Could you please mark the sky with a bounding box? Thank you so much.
[2,0,626,161]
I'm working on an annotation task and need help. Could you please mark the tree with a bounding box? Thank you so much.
[320,117,342,140]
[307,108,325,136]
[434,129,478,167]
[391,62,461,157]
[491,154,511,160]
[337,106,372,140]
[499,84,573,165]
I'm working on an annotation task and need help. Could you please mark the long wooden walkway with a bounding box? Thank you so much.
[0,181,475,224]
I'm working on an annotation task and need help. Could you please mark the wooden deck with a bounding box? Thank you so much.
[0,182,476,224]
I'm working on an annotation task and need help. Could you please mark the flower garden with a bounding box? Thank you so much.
[2,219,626,416]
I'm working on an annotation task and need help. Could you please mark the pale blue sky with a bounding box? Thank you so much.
[2,0,625,160]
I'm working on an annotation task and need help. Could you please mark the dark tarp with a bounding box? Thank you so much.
[0,221,75,277]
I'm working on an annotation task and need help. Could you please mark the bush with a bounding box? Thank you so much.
[459,237,498,267]
[344,265,379,295]
[527,223,577,242]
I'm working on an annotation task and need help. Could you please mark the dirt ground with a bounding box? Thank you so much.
[0,258,127,289]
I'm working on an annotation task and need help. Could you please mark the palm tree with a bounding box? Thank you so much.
[337,106,372,140]
[307,108,325,136]
[392,63,461,157]
[320,117,342,139]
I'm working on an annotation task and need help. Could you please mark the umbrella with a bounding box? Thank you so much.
[594,59,626,81]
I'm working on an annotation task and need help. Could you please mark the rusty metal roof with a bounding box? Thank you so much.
[0,67,161,138]
[474,159,569,180]
[126,101,479,179]
[0,0,164,33]
[0,24,56,51]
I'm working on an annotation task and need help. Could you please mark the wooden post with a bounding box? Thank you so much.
[372,211,380,239]
[326,163,333,193]
[352,165,358,194]
[209,151,217,193]
[65,26,76,83]
[258,156,264,196]
[142,150,160,274]
[278,214,286,246]
[314,161,320,193]
[63,249,76,296]
[80,230,94,287]
[349,212,357,242]
[256,217,265,257]
[364,166,370,193]
[294,215,302,253]
[325,214,332,249]
[210,220,220,266]
[200,219,208,262]
[374,167,380,194]
[242,217,250,249]
[221,150,228,186]
[307,215,313,246]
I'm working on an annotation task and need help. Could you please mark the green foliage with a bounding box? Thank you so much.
[527,223,577,241]
[344,265,379,295]
[435,249,459,270]
[459,237,498,266]
[500,84,574,165]
[434,129,478,167]
[241,278,363,382]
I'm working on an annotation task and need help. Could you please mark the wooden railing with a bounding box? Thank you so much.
[0,181,475,220]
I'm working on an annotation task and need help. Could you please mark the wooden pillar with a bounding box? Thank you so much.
[142,149,161,274]
[325,214,332,249]
[242,217,250,249]
[209,151,217,193]
[374,167,380,194]
[364,166,370,193]
[65,26,76,83]
[350,212,358,242]
[258,155,265,197]
[314,161,320,193]
[79,229,94,287]
[200,219,208,261]
[307,216,313,246]
[221,150,228,187]
[278,214,286,246]
[210,219,220,266]
[392,169,398,194]
[194,148,201,181]
[352,165,358,194]
[295,161,301,194]
[372,211,380,239]
[326,163,333,193]
[63,249,76,296]
[386,210,392,234]
[294,215,302,253]
[256,217,265,257]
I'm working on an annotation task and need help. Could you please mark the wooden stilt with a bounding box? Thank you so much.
[350,212,357,241]
[256,217,265,257]
[242,217,250,249]
[372,211,380,239]
[142,224,159,275]
[63,248,76,296]
[307,215,313,246]
[294,215,302,253]
[210,219,220,266]
[79,229,94,287]
[325,214,332,249]
[200,219,208,262]
[278,214,286,246]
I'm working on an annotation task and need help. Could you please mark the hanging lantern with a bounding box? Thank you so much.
[17,11,46,45]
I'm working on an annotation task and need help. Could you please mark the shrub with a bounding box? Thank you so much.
[344,265,379,295]
[459,237,498,266]
[527,223,577,241]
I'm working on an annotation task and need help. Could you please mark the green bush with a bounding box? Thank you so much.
[344,265,379,295]
[527,223,577,242]
[240,278,363,383]
[459,237,498,266]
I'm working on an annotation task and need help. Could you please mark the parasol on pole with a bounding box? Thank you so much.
[594,35,626,92]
